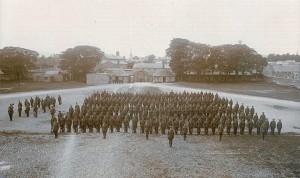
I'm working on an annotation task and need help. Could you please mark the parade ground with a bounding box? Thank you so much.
[0,82,299,177]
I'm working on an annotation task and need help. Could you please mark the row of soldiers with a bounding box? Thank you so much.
[8,94,62,120]
[50,90,282,140]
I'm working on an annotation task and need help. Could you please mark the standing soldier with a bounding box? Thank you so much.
[270,119,276,135]
[88,115,94,133]
[154,119,159,134]
[248,119,254,134]
[132,116,138,133]
[94,116,101,133]
[41,99,46,113]
[145,121,150,140]
[226,118,231,135]
[69,106,74,119]
[277,119,282,135]
[168,126,175,147]
[33,103,38,118]
[233,119,238,135]
[203,119,209,135]
[50,106,56,116]
[66,113,72,133]
[102,122,108,139]
[174,118,180,135]
[265,118,270,135]
[218,123,224,141]
[8,104,14,121]
[18,101,22,117]
[73,115,79,133]
[58,95,62,105]
[261,123,267,140]
[50,115,57,133]
[58,112,65,132]
[53,120,59,138]
[25,104,30,117]
[253,113,258,128]
[161,118,166,135]
[239,119,245,135]
[182,124,188,141]
[124,116,129,133]
[30,97,34,108]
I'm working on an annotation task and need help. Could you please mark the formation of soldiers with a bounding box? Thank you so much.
[8,94,62,120]
[48,90,283,142]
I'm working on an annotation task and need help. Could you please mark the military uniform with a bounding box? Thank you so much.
[277,120,282,135]
[53,121,59,138]
[8,104,14,121]
[168,128,175,147]
[270,119,276,135]
[218,124,224,141]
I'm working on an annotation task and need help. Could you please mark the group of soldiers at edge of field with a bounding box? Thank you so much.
[48,90,283,143]
[7,94,62,122]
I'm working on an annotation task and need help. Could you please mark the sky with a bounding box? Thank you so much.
[0,0,299,58]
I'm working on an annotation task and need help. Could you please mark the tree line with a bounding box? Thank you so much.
[166,38,267,81]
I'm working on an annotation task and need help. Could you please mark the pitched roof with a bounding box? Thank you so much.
[133,62,170,69]
[153,69,175,77]
[101,60,127,65]
[271,64,300,73]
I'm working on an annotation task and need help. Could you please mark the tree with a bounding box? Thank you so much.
[166,38,190,79]
[145,54,156,63]
[60,46,104,82]
[0,46,39,80]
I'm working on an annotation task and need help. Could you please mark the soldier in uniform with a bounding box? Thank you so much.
[58,112,65,132]
[203,119,209,135]
[261,123,267,140]
[50,115,57,133]
[277,119,282,135]
[248,119,254,134]
[33,103,38,118]
[168,126,175,147]
[265,118,269,135]
[18,101,22,117]
[50,106,56,116]
[160,118,166,135]
[233,119,238,135]
[8,104,14,121]
[270,119,276,135]
[53,120,59,138]
[94,116,101,133]
[154,119,159,134]
[58,95,62,105]
[182,124,188,140]
[73,115,79,133]
[174,117,180,135]
[124,116,129,133]
[145,121,150,140]
[239,119,245,135]
[88,115,94,133]
[25,104,30,117]
[102,122,108,139]
[66,113,72,133]
[30,97,34,108]
[132,116,138,133]
[225,118,231,135]
[218,123,224,141]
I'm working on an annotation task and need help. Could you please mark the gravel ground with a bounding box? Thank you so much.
[0,83,299,178]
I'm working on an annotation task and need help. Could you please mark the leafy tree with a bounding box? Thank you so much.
[60,46,104,82]
[145,54,156,63]
[0,46,39,80]
[166,38,190,79]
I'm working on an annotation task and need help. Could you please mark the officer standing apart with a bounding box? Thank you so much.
[168,126,175,147]
[8,104,14,121]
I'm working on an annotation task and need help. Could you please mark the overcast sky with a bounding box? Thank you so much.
[1,0,299,58]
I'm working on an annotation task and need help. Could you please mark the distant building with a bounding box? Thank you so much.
[86,73,110,85]
[263,60,300,89]
[33,70,64,82]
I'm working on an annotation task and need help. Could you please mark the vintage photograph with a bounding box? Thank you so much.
[0,0,299,177]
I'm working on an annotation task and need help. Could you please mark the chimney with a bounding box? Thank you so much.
[117,60,120,68]
[116,51,120,56]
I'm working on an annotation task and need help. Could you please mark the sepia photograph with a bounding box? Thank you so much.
[0,0,299,177]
